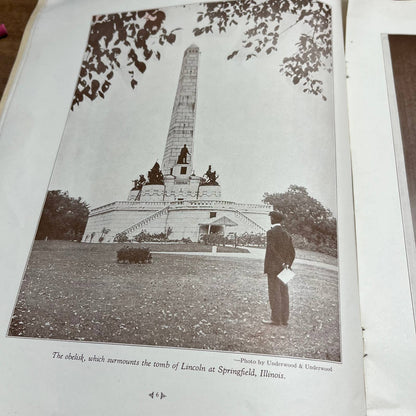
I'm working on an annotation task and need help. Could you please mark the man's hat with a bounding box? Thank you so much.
[269,210,285,222]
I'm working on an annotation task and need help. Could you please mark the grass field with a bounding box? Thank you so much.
[9,241,340,361]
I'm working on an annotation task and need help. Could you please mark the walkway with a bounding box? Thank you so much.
[156,247,338,272]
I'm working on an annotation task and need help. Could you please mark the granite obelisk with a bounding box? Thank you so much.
[161,44,200,176]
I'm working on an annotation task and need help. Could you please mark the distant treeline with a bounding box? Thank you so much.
[35,190,89,242]
[263,185,337,257]
[34,186,337,256]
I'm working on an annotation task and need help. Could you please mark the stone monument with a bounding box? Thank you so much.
[82,44,271,243]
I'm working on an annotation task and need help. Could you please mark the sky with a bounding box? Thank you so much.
[49,1,337,215]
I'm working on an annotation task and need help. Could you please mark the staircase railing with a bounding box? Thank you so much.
[122,205,170,237]
[233,210,266,234]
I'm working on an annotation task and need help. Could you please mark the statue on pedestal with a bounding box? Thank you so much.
[147,162,164,185]
[177,144,190,164]
[132,174,146,191]
[201,165,219,186]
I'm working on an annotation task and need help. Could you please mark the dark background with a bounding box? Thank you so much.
[0,0,38,101]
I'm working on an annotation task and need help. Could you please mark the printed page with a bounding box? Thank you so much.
[0,0,364,414]
[347,0,416,414]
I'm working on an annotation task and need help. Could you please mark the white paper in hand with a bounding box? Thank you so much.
[278,268,295,284]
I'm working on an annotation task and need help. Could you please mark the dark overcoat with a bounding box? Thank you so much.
[264,225,295,275]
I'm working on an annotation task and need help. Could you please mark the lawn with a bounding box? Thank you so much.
[129,241,250,253]
[9,241,340,361]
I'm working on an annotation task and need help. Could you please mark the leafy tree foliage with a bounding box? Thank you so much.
[72,0,332,109]
[36,191,89,242]
[263,185,337,253]
[194,0,332,100]
[72,9,179,110]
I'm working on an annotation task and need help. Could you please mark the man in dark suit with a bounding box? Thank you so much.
[263,211,295,326]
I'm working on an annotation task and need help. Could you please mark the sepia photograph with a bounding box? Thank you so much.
[386,34,416,325]
[8,0,339,361]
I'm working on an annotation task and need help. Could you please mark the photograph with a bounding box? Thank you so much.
[8,0,340,361]
[386,34,416,325]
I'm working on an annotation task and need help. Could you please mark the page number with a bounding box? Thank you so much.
[149,392,167,400]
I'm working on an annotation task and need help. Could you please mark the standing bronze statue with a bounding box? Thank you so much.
[177,144,190,164]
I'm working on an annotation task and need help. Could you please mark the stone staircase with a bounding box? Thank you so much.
[121,205,170,238]
[233,210,267,234]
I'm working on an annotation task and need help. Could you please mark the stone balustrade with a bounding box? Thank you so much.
[89,199,271,217]
[89,201,169,216]
[169,199,271,212]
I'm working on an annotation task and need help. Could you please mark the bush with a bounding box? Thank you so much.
[114,232,129,243]
[236,232,266,247]
[116,246,152,264]
[200,232,266,248]
[291,233,337,257]
[133,229,171,242]
[200,233,225,246]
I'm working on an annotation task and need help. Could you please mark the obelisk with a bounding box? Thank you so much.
[161,44,200,176]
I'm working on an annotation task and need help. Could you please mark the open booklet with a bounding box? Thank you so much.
[0,0,414,414]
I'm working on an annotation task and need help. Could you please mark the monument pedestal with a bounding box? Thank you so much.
[198,185,222,200]
[140,184,165,202]
[127,189,140,201]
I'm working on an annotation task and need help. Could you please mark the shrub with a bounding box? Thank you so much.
[114,232,129,243]
[200,232,266,248]
[236,232,266,247]
[116,246,152,264]
[200,233,225,246]
[133,229,171,242]
[291,233,337,257]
